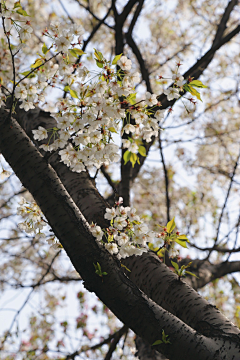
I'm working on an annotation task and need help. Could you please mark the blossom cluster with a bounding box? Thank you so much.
[17,197,62,249]
[90,197,162,259]
[1,4,200,175]
[0,13,166,172]
[29,42,165,171]
[17,197,47,239]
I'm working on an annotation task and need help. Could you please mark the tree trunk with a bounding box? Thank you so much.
[1,108,240,359]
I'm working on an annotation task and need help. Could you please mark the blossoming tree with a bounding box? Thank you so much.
[0,0,240,359]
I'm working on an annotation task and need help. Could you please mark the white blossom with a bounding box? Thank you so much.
[105,242,118,255]
[32,126,48,141]
[117,56,132,70]
[19,100,35,111]
[90,224,103,241]
[172,73,184,87]
[104,207,116,220]
[164,87,180,101]
[15,86,27,100]
[145,92,158,106]
[123,123,135,134]
[114,216,127,230]
[19,25,33,41]
[55,36,70,52]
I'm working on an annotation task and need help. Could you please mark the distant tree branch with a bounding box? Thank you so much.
[159,133,170,223]
[119,0,139,25]
[125,0,152,92]
[74,0,115,29]
[125,23,240,187]
[65,325,128,360]
[180,258,240,290]
[58,0,74,23]
[213,150,240,249]
[104,325,128,360]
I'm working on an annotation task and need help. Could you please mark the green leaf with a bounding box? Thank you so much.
[183,84,202,101]
[185,271,198,278]
[16,8,29,16]
[70,48,85,58]
[20,70,36,78]
[94,48,103,61]
[171,261,179,271]
[112,53,122,65]
[96,60,104,68]
[130,153,138,167]
[14,1,22,8]
[175,238,188,248]
[123,150,131,165]
[69,89,79,99]
[177,234,189,241]
[138,145,146,157]
[42,43,49,55]
[167,217,176,233]
[108,127,117,133]
[161,330,171,344]
[69,49,78,58]
[127,92,136,105]
[72,48,85,56]
[63,86,78,99]
[189,80,207,88]
[64,85,70,92]
[152,340,163,346]
[30,58,44,69]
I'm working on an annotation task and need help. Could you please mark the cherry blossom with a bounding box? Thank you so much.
[164,87,180,101]
[32,126,48,141]
[117,55,132,70]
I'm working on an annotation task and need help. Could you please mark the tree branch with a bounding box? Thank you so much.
[159,133,170,223]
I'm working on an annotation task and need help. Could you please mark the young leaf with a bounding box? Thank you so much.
[96,60,104,68]
[185,271,198,278]
[123,150,131,165]
[167,217,176,233]
[175,238,188,248]
[72,48,85,56]
[112,53,122,65]
[42,43,49,55]
[162,330,171,344]
[171,261,179,271]
[138,145,146,157]
[69,89,79,99]
[16,8,29,16]
[69,49,78,58]
[94,48,103,61]
[183,84,202,101]
[127,92,136,105]
[152,340,163,346]
[14,2,21,8]
[64,85,70,92]
[130,153,138,167]
[189,80,207,88]
[108,127,117,133]
[177,234,189,241]
[30,58,44,69]
[20,70,36,78]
